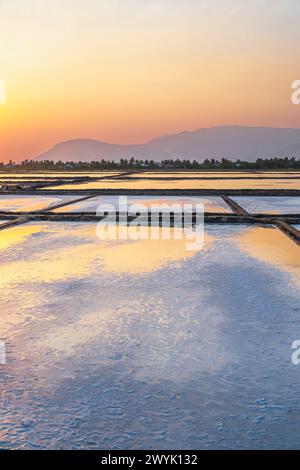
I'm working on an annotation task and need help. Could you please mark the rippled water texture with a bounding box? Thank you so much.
[0,221,300,449]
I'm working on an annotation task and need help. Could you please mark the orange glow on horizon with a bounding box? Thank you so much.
[1,1,300,161]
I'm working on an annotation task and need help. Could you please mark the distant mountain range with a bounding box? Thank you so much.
[35,126,300,162]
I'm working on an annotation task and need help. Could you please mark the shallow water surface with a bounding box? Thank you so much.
[126,172,300,179]
[0,195,74,212]
[232,197,300,214]
[53,196,231,214]
[47,179,300,190]
[0,222,300,449]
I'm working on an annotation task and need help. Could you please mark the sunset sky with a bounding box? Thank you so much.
[0,0,300,161]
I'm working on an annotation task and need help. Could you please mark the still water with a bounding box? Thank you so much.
[0,222,300,449]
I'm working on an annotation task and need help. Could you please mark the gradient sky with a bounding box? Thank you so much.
[0,0,300,161]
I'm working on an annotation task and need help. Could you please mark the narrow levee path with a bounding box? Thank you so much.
[0,217,30,231]
[221,194,300,247]
[40,193,104,212]
[273,220,300,246]
[0,193,103,231]
[221,194,250,216]
[0,189,299,251]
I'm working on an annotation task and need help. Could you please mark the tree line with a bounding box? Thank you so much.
[1,156,300,171]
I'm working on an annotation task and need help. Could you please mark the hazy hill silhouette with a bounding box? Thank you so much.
[35,126,300,162]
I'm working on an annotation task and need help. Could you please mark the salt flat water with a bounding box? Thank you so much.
[2,171,300,181]
[126,172,300,179]
[0,222,300,449]
[232,197,300,214]
[0,195,76,212]
[0,172,121,180]
[47,179,300,190]
[53,196,231,213]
